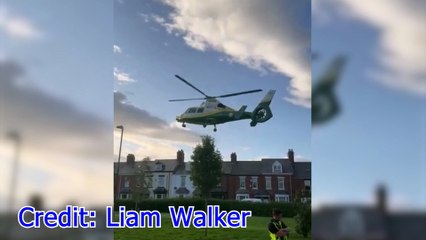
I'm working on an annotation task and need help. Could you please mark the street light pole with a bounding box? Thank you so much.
[116,125,124,201]
[6,130,21,213]
[5,130,21,240]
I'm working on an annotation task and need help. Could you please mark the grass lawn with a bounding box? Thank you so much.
[114,213,310,240]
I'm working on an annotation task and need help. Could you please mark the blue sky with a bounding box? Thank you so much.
[0,1,113,208]
[113,0,312,162]
[1,0,113,120]
[313,0,426,209]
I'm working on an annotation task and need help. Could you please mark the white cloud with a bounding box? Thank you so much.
[138,13,150,23]
[0,60,111,209]
[157,0,311,107]
[113,44,122,53]
[113,67,136,84]
[0,6,42,40]
[314,0,426,95]
[114,91,199,158]
[152,14,165,24]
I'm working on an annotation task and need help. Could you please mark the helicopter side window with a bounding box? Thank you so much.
[197,108,204,113]
[186,108,197,114]
[217,103,227,108]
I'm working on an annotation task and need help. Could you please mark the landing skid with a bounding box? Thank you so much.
[182,122,217,131]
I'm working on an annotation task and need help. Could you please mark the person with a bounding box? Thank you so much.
[268,208,289,240]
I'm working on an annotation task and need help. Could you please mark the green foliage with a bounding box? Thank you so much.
[190,135,223,198]
[294,194,311,237]
[132,160,151,210]
[114,198,298,218]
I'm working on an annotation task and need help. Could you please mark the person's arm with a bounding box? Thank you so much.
[268,222,279,234]
[269,222,287,237]
[280,221,289,236]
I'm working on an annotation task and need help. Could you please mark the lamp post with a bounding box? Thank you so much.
[116,125,124,200]
[5,130,21,239]
[6,130,21,212]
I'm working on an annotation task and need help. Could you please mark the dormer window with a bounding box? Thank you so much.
[272,161,282,173]
[155,162,164,171]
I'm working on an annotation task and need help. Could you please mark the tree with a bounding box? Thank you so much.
[294,190,311,237]
[190,135,223,198]
[190,135,222,237]
[132,159,151,210]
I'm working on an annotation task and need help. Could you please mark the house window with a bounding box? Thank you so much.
[272,161,282,173]
[216,180,222,187]
[156,194,164,199]
[265,177,272,190]
[120,193,130,200]
[278,177,285,190]
[275,194,289,202]
[124,177,130,188]
[180,175,186,187]
[236,194,249,200]
[158,175,165,187]
[239,176,246,189]
[251,176,258,189]
[304,179,311,191]
[155,163,163,171]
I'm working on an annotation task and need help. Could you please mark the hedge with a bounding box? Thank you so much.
[115,198,297,217]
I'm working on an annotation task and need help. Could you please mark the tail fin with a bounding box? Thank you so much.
[312,56,347,125]
[316,56,346,87]
[235,105,247,119]
[250,90,276,127]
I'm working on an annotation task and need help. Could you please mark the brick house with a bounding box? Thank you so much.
[214,149,311,202]
[114,149,311,202]
[114,150,187,200]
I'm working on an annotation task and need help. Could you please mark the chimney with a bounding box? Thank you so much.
[288,149,294,163]
[376,185,387,213]
[177,150,184,165]
[231,152,237,164]
[126,153,135,168]
[29,194,43,211]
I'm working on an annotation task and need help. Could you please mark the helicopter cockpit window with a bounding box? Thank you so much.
[217,103,227,108]
[196,108,204,113]
[185,108,197,114]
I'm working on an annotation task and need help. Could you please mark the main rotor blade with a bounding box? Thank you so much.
[175,75,209,98]
[215,89,263,98]
[169,97,207,102]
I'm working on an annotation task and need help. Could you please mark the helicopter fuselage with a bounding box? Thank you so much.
[176,108,252,125]
[176,99,251,125]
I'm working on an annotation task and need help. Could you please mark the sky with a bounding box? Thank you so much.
[0,0,423,212]
[113,0,312,162]
[312,0,426,210]
[0,1,113,209]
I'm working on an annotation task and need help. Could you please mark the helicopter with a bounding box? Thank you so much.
[169,75,276,132]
